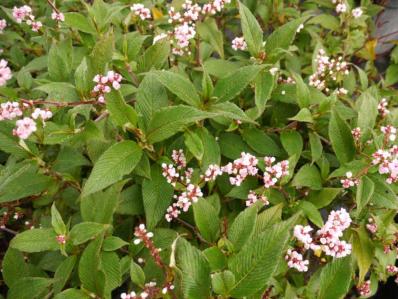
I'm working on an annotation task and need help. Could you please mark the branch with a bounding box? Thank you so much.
[21,99,98,107]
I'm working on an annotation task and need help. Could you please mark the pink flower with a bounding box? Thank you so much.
[246,191,269,207]
[31,108,52,121]
[378,98,390,117]
[56,234,66,244]
[131,4,151,20]
[13,117,37,139]
[231,37,247,51]
[352,7,363,18]
[0,101,22,120]
[351,127,361,142]
[294,225,314,249]
[30,21,42,32]
[172,149,187,169]
[202,164,222,182]
[51,11,65,22]
[222,152,258,186]
[0,19,6,33]
[357,280,371,296]
[285,249,309,272]
[13,5,32,23]
[0,59,12,86]
[92,71,123,103]
[341,171,359,188]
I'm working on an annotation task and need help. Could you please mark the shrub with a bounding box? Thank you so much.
[0,0,397,298]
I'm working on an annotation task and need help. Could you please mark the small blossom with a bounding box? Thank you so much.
[92,71,122,103]
[341,171,360,188]
[172,149,187,169]
[357,280,371,297]
[296,24,304,33]
[387,264,398,274]
[246,191,269,207]
[351,127,361,142]
[381,125,397,142]
[131,4,151,20]
[13,117,37,139]
[51,11,65,22]
[0,59,12,86]
[31,108,52,121]
[285,249,309,272]
[222,152,258,186]
[0,19,6,33]
[12,5,32,23]
[202,164,222,182]
[294,225,314,249]
[378,98,390,117]
[56,234,66,244]
[269,67,279,76]
[352,7,363,18]
[0,101,22,121]
[231,37,247,51]
[336,3,347,13]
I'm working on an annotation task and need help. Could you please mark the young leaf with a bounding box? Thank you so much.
[10,228,59,252]
[211,270,236,296]
[238,2,263,56]
[309,132,323,163]
[142,165,174,229]
[105,90,137,128]
[54,256,77,294]
[69,222,106,245]
[146,105,215,144]
[356,91,378,141]
[7,277,53,299]
[280,130,303,157]
[82,141,143,197]
[150,70,201,107]
[176,238,211,299]
[355,176,374,215]
[352,227,374,283]
[318,257,353,299]
[292,164,322,190]
[213,65,263,103]
[242,127,282,157]
[255,71,274,115]
[228,215,298,297]
[185,130,204,160]
[193,199,220,243]
[130,261,145,287]
[228,206,257,252]
[197,18,224,58]
[328,109,356,164]
[51,203,66,235]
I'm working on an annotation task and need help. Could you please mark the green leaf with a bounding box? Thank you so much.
[352,227,374,283]
[318,257,353,299]
[219,132,253,159]
[292,73,310,108]
[136,73,168,128]
[78,236,105,294]
[2,248,29,287]
[355,176,374,215]
[254,203,283,235]
[290,108,314,123]
[228,206,257,252]
[137,40,170,73]
[48,39,73,82]
[229,215,298,297]
[90,33,114,74]
[176,238,211,299]
[213,65,263,103]
[64,12,97,34]
[198,128,220,171]
[100,251,122,295]
[185,130,204,160]
[209,102,256,124]
[203,247,227,271]
[54,256,77,294]
[69,222,106,245]
[212,270,236,296]
[193,199,220,243]
[75,57,94,96]
[265,16,310,62]
[255,71,274,115]
[280,130,303,157]
[385,64,398,86]
[146,105,215,144]
[124,32,147,61]
[309,132,323,163]
[130,261,145,287]
[292,164,322,190]
[307,14,339,30]
[51,203,66,235]
[356,91,378,141]
[329,109,356,164]
[151,70,201,107]
[10,228,59,252]
[105,90,137,127]
[103,236,129,251]
[238,2,263,56]
[242,127,282,157]
[8,277,53,299]
[142,165,174,229]
[35,82,79,102]
[197,18,224,58]
[54,289,90,299]
[82,141,142,197]
[369,175,398,209]
[298,201,323,227]
[0,163,53,203]
[307,188,342,208]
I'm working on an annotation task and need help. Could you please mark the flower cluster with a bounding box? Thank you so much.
[222,152,259,186]
[378,98,390,118]
[246,191,269,207]
[288,209,352,271]
[12,5,42,32]
[332,0,347,14]
[133,224,163,267]
[372,145,398,184]
[120,282,174,299]
[309,49,349,93]
[341,171,360,188]
[92,71,122,103]
[56,234,66,245]
[51,11,65,22]
[381,125,397,142]
[352,7,363,18]
[366,217,378,234]
[131,4,151,20]
[201,164,222,182]
[1,102,53,140]
[0,19,6,33]
[0,59,12,86]
[351,127,361,142]
[231,37,247,51]
[263,157,289,188]
[285,249,309,272]
[357,280,371,297]
[202,0,231,15]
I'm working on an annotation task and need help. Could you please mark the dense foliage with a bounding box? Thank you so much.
[0,0,397,298]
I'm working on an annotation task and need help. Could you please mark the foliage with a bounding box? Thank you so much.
[0,0,396,298]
